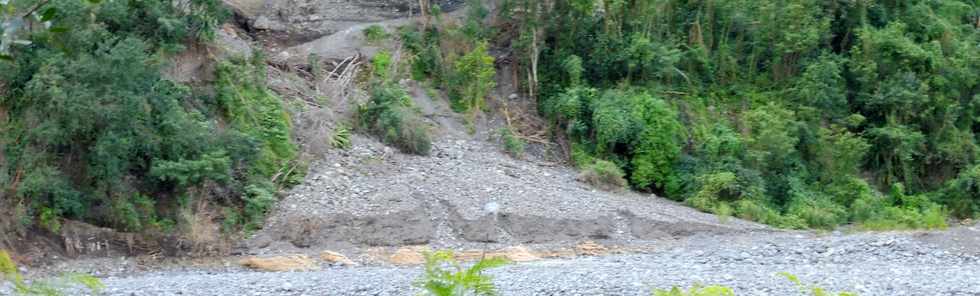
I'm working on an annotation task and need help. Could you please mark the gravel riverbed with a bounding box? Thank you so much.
[80,229,980,296]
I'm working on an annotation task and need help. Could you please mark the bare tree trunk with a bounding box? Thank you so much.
[529,31,539,99]
[419,0,430,28]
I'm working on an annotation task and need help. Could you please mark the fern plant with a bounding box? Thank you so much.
[414,250,510,296]
[330,124,353,149]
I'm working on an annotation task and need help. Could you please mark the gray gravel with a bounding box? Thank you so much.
[77,229,980,296]
[251,122,765,254]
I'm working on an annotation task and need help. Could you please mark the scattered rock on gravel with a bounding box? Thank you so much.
[389,247,427,265]
[575,241,608,256]
[455,246,540,263]
[240,255,318,272]
[319,251,356,266]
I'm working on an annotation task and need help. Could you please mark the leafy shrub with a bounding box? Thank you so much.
[150,151,232,187]
[579,159,628,191]
[585,90,684,191]
[786,196,848,230]
[734,199,795,228]
[358,83,432,155]
[939,164,980,218]
[686,172,734,206]
[242,184,276,231]
[448,42,496,115]
[371,50,394,82]
[500,128,525,158]
[363,25,389,43]
[400,26,444,81]
[215,54,299,181]
[414,250,510,296]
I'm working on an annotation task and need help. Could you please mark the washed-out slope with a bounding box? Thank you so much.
[249,84,766,253]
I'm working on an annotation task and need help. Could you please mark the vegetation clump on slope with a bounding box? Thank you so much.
[357,51,433,156]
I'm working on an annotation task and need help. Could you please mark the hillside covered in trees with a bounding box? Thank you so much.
[484,0,979,229]
[0,0,301,246]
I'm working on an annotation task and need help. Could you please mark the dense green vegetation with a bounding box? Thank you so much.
[0,0,297,236]
[494,0,979,229]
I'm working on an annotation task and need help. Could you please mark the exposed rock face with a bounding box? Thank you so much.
[223,0,461,45]
[222,0,467,47]
[162,24,254,84]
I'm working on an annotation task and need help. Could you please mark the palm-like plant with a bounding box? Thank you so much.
[415,250,510,296]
